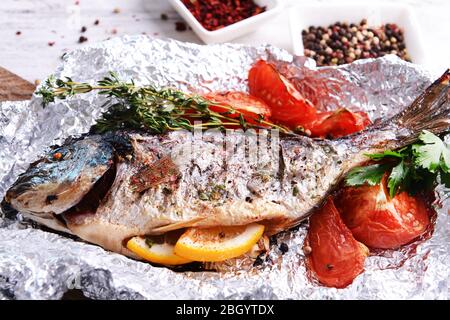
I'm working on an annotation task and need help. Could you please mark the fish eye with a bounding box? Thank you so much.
[51,152,63,161]
[49,148,71,162]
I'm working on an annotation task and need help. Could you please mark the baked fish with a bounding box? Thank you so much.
[3,70,449,259]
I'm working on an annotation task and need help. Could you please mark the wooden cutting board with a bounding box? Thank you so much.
[0,67,35,102]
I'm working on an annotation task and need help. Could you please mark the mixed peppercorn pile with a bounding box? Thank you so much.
[302,19,411,66]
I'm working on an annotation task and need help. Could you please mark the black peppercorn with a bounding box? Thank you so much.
[175,21,187,32]
[78,36,88,43]
[279,243,289,254]
[253,256,264,267]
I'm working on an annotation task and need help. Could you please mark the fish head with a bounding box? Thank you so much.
[4,136,115,215]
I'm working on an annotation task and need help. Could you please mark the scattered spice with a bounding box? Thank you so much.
[113,7,120,14]
[302,19,411,66]
[198,191,209,201]
[145,237,154,248]
[111,28,118,35]
[175,21,187,32]
[253,254,264,267]
[94,19,100,25]
[198,184,226,201]
[181,0,266,31]
[269,237,278,247]
[78,36,88,43]
[279,242,289,254]
[160,13,168,21]
[16,31,21,36]
[162,187,172,195]
[74,0,79,5]
[303,245,312,255]
[81,26,87,33]
[210,184,226,201]
[47,41,55,47]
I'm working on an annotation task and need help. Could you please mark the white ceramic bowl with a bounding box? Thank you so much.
[168,0,284,44]
[289,2,427,65]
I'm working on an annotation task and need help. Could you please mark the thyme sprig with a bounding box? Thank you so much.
[36,72,291,134]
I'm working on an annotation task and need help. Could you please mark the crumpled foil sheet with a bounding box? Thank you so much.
[0,36,448,300]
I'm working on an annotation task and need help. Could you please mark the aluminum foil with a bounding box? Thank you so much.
[0,36,448,300]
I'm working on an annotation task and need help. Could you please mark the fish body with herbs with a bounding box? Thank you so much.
[3,71,449,258]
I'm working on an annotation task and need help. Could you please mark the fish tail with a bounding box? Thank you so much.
[353,69,449,151]
[393,69,449,143]
[284,70,449,232]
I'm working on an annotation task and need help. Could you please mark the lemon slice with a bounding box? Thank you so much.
[174,223,265,262]
[126,236,192,265]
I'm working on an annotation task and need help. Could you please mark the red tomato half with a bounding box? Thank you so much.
[305,198,369,288]
[203,92,271,125]
[310,108,372,139]
[334,178,430,249]
[248,60,317,130]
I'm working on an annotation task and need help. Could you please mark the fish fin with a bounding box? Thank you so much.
[150,217,206,234]
[350,70,449,151]
[391,69,450,145]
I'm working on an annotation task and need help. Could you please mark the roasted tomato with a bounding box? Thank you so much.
[334,178,430,249]
[310,108,372,139]
[305,198,369,288]
[248,60,317,129]
[203,92,271,125]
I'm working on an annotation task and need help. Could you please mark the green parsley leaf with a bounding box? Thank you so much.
[347,131,448,198]
[413,130,450,173]
[346,164,390,187]
[292,185,299,196]
[365,150,404,161]
[387,160,408,198]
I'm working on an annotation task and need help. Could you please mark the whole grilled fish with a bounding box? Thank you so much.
[3,71,449,259]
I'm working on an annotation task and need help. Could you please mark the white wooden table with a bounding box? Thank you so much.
[0,0,448,83]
